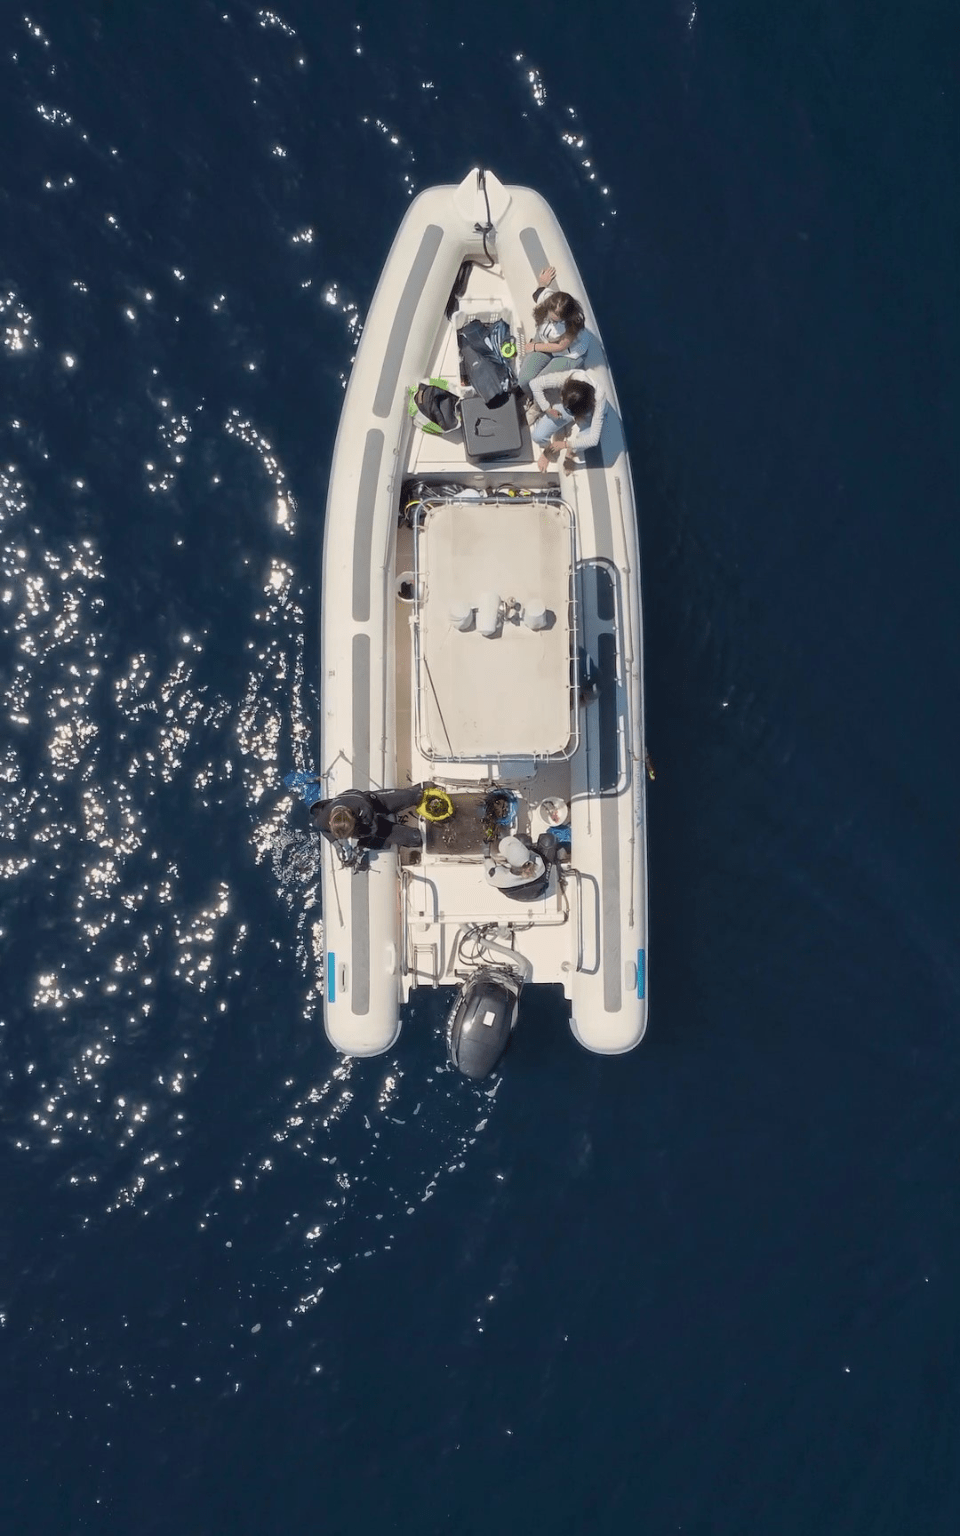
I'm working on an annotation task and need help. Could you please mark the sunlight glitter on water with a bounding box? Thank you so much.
[0,409,315,1196]
[1,290,40,352]
[0,7,529,1339]
[254,1057,504,1318]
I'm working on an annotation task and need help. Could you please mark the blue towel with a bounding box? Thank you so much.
[283,770,323,808]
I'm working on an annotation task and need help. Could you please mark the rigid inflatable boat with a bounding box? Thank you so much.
[318,168,648,1076]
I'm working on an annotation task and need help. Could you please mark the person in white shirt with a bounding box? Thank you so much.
[518,265,589,397]
[529,370,607,472]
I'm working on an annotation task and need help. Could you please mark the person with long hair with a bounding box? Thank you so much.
[529,369,607,474]
[310,784,426,851]
[518,264,589,399]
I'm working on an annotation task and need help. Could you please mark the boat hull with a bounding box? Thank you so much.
[319,171,648,1060]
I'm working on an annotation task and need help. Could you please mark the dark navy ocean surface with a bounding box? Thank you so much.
[2,2,958,1531]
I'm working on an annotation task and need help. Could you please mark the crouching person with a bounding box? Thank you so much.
[530,370,607,473]
[310,785,424,851]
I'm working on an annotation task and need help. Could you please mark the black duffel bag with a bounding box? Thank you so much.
[458,318,517,408]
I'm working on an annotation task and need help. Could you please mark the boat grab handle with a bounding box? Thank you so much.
[568,867,600,975]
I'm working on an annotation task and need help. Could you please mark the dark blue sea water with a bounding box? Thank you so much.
[2,3,958,1531]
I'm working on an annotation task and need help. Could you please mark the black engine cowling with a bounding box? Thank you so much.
[447,969,520,1079]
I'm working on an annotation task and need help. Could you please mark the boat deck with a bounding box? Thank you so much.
[414,499,576,761]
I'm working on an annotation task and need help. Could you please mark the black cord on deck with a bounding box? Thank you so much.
[474,167,495,268]
[445,169,496,315]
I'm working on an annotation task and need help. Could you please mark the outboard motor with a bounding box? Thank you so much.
[447,967,521,1079]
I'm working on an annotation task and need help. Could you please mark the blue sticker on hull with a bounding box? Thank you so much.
[327,953,336,1004]
[637,949,645,1000]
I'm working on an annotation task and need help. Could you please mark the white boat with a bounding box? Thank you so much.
[318,168,648,1076]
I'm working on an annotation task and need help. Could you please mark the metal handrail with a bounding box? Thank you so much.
[570,866,584,973]
[567,866,599,975]
[399,866,410,976]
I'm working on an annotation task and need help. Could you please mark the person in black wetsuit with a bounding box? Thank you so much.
[310,785,425,851]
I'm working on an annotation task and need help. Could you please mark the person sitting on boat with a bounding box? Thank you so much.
[518,265,589,400]
[311,785,425,851]
[529,370,607,473]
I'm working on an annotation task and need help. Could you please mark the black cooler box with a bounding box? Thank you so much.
[460,394,523,462]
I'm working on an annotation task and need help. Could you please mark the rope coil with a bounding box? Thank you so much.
[417,788,454,823]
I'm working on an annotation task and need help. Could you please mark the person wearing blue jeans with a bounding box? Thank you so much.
[518,265,589,399]
[530,370,607,473]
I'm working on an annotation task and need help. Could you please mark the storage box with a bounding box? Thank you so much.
[460,394,523,462]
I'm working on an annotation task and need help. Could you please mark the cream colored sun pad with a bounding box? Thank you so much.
[415,500,575,759]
